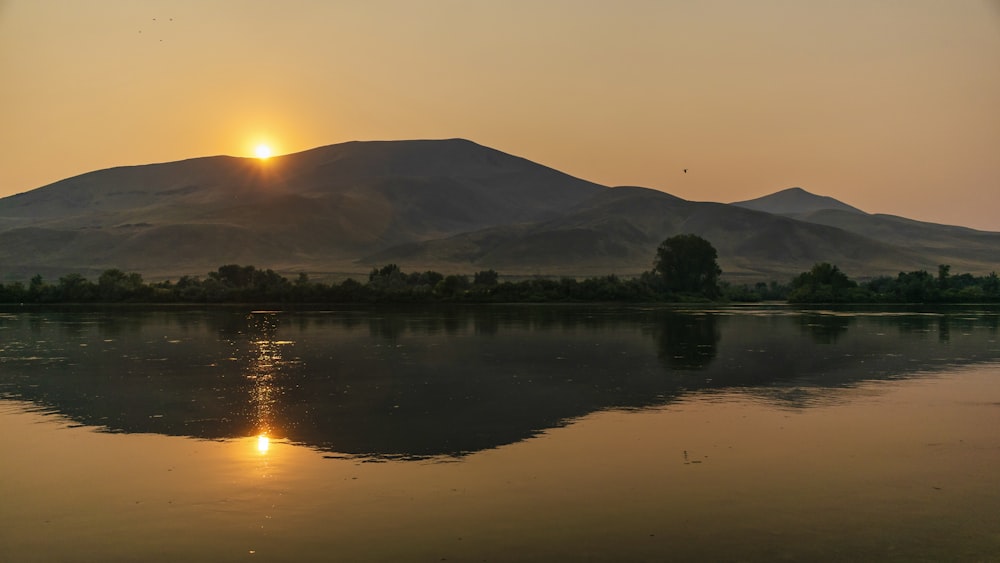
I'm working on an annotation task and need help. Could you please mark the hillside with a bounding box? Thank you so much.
[730,188,1000,276]
[731,187,865,215]
[1,139,996,282]
[366,186,935,279]
[0,139,605,279]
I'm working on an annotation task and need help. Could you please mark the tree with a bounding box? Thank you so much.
[938,264,951,290]
[27,274,47,302]
[473,269,499,287]
[55,273,96,302]
[367,264,408,292]
[98,269,145,301]
[435,274,470,298]
[984,272,1000,298]
[210,264,257,288]
[0,281,26,303]
[652,234,721,298]
[788,263,858,303]
[895,270,938,302]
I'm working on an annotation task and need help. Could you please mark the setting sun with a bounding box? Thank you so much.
[254,144,273,160]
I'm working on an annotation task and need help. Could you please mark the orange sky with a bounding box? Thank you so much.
[2,1,999,230]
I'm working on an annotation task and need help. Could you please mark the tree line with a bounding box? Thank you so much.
[724,262,1000,303]
[782,262,1000,303]
[0,265,651,304]
[1,235,997,304]
[0,235,721,304]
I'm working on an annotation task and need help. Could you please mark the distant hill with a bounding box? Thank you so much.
[731,187,865,215]
[729,188,1000,276]
[1,139,997,282]
[366,186,935,279]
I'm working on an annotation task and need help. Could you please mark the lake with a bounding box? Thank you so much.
[1,305,998,562]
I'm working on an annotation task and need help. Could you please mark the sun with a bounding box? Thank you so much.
[254,144,273,159]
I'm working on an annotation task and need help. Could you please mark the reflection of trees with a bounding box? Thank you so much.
[894,314,935,337]
[8,306,1000,461]
[369,314,406,341]
[798,314,853,344]
[938,316,950,342]
[366,308,471,340]
[351,305,648,340]
[652,312,719,371]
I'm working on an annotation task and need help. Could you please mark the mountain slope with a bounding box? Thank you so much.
[0,139,606,278]
[365,186,937,279]
[1,140,996,282]
[732,187,865,215]
[731,188,1000,274]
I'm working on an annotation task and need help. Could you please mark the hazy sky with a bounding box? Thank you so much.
[2,1,999,230]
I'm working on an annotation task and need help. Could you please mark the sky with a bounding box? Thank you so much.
[2,0,999,230]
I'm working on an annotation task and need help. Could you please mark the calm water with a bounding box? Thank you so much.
[1,305,998,562]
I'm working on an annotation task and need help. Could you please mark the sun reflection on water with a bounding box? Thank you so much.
[243,312,292,457]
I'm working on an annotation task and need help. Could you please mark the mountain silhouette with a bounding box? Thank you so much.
[730,187,1000,276]
[1,139,997,281]
[731,186,865,215]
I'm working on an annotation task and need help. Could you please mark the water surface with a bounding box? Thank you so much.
[1,305,998,561]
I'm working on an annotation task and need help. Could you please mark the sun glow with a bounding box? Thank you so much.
[257,434,270,454]
[254,144,273,160]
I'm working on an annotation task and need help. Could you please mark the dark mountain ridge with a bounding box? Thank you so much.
[368,186,936,279]
[732,186,865,215]
[729,187,1000,277]
[0,139,605,278]
[1,139,996,282]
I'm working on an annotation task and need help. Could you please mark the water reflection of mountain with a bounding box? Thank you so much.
[0,306,997,459]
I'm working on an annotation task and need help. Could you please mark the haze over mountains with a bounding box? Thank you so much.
[1,139,997,282]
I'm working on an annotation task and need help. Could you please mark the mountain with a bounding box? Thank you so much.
[730,187,1000,276]
[365,186,934,279]
[0,139,604,279]
[731,187,865,215]
[1,139,997,282]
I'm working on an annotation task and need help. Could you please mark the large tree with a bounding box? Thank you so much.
[652,234,721,298]
[788,262,857,303]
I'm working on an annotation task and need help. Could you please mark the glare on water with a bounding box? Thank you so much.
[0,306,998,561]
